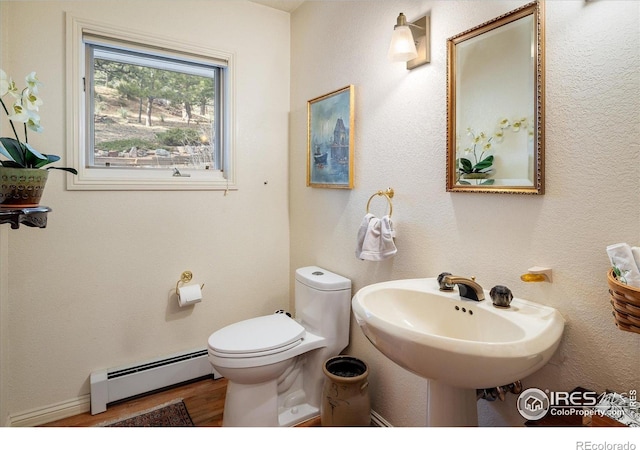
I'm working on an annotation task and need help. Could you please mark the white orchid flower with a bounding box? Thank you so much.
[25,71,42,95]
[0,70,18,98]
[8,98,42,132]
[499,118,510,129]
[23,90,43,111]
[26,113,43,133]
[9,98,29,123]
[8,98,29,122]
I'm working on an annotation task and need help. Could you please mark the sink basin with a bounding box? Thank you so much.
[352,278,565,389]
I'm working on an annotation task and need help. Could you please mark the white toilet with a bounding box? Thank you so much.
[207,266,351,427]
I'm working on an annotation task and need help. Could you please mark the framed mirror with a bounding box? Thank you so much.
[446,1,544,194]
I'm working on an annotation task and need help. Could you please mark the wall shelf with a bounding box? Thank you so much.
[0,206,51,229]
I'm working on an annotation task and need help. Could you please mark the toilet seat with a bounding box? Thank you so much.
[209,339,302,359]
[208,314,305,358]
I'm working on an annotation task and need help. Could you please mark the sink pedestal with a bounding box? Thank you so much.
[426,380,478,427]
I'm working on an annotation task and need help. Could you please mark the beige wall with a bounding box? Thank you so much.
[0,0,291,423]
[290,0,640,426]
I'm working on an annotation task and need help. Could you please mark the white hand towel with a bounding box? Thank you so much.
[607,243,640,287]
[356,213,375,259]
[358,214,397,261]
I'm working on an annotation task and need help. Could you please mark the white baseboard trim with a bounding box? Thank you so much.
[8,394,90,427]
[370,409,393,427]
[8,396,393,428]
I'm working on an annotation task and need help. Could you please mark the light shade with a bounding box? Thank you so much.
[387,13,430,70]
[388,25,418,62]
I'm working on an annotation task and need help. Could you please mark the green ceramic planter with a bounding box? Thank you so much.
[0,167,49,208]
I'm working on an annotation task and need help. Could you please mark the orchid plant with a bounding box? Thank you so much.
[0,70,76,173]
[457,117,530,185]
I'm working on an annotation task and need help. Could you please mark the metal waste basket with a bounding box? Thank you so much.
[321,356,370,426]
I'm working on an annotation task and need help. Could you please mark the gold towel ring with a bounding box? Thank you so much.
[366,188,394,218]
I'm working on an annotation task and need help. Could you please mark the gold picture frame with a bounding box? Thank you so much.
[446,1,545,194]
[307,85,355,189]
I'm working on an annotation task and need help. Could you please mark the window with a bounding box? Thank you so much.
[67,16,235,190]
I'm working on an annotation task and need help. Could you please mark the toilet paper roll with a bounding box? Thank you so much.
[177,284,202,307]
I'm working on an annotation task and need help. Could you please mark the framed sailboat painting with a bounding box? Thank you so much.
[307,85,355,189]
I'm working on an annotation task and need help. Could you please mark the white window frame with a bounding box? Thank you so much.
[66,14,236,190]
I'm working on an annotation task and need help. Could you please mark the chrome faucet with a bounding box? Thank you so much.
[439,274,485,301]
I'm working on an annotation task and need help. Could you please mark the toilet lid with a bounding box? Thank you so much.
[208,314,305,355]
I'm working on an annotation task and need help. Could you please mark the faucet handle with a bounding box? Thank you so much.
[490,285,513,308]
[438,272,454,291]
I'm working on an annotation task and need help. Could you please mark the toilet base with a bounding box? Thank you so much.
[278,402,319,427]
[222,379,319,426]
[223,379,279,426]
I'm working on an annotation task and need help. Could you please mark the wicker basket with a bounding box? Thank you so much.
[607,269,640,335]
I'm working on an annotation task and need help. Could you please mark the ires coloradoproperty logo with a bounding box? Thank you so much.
[517,387,638,421]
[517,388,551,420]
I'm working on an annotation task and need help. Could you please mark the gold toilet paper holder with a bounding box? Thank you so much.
[175,271,205,295]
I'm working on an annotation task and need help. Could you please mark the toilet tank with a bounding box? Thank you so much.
[294,266,352,353]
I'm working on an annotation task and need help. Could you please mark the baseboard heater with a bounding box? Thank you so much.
[90,348,219,415]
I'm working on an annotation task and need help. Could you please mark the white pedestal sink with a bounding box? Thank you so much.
[351,277,565,426]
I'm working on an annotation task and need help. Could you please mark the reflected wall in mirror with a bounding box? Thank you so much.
[447,1,544,194]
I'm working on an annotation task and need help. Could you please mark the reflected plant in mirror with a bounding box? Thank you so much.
[457,128,496,185]
[457,117,532,185]
[447,1,544,194]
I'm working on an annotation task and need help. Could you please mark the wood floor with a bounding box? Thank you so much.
[40,376,320,427]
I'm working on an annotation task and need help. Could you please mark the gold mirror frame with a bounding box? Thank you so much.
[446,1,545,194]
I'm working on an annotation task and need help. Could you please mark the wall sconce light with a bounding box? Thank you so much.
[387,12,430,70]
